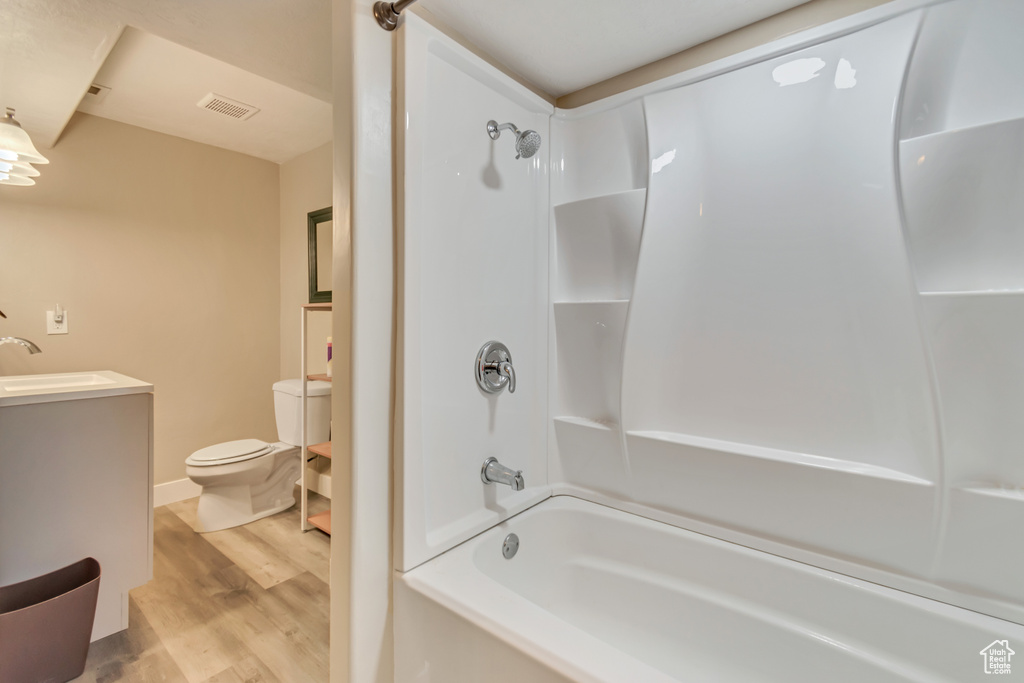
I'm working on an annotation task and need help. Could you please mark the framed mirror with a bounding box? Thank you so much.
[307,206,333,303]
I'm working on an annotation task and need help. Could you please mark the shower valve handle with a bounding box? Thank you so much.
[496,361,516,393]
[476,341,516,394]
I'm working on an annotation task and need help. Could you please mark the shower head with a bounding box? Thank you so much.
[515,129,542,159]
[486,120,542,160]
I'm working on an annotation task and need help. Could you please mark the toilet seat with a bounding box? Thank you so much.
[186,439,275,467]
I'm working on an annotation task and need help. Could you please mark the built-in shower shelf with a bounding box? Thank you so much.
[553,188,647,209]
[554,189,646,301]
[552,301,629,319]
[959,486,1024,501]
[920,290,1024,297]
[553,416,628,495]
[626,431,932,486]
[554,299,630,306]
[553,416,619,431]
[899,113,1024,144]
[900,117,1024,294]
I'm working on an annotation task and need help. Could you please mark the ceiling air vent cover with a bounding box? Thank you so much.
[196,93,260,121]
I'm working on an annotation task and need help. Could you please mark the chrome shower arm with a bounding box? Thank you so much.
[487,121,520,140]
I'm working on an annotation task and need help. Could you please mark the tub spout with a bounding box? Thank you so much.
[0,337,41,354]
[481,457,524,491]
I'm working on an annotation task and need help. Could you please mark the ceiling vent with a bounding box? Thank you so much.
[196,93,260,121]
[84,83,111,105]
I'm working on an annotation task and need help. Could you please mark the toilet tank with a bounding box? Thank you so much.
[272,379,332,446]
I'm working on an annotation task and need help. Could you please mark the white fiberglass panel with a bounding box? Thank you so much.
[553,302,628,421]
[398,16,552,570]
[917,294,1024,485]
[622,14,938,570]
[920,292,1024,602]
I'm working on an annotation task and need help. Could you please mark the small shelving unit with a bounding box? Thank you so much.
[301,302,332,534]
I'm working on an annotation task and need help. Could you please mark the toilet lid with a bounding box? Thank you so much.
[186,439,274,467]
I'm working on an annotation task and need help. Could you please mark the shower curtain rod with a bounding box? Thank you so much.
[374,0,418,31]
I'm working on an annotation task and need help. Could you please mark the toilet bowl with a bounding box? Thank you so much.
[185,379,331,532]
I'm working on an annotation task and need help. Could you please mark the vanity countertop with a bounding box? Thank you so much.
[0,370,153,407]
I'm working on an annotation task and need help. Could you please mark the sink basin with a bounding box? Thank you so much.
[0,373,117,392]
[0,371,152,407]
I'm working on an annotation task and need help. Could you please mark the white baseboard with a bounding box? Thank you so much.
[153,478,202,508]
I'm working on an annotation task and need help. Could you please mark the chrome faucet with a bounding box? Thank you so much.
[481,457,525,491]
[475,341,516,394]
[0,337,41,354]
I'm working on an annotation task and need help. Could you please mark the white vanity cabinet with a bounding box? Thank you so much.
[0,371,153,641]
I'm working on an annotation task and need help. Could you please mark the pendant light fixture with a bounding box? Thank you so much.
[0,173,35,186]
[0,108,48,186]
[0,159,40,177]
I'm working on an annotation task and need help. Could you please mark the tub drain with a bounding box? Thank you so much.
[502,533,519,559]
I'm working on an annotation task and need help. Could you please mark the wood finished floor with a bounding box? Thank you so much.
[77,489,331,683]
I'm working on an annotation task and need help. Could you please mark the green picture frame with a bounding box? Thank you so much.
[307,206,333,303]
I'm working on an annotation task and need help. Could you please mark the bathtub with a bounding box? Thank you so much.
[395,496,1024,682]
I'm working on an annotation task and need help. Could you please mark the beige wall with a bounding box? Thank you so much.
[279,141,333,381]
[0,113,281,486]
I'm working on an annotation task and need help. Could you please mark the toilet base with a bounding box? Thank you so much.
[195,487,297,533]
[191,447,301,532]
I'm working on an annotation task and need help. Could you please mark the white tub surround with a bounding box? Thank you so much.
[395,0,1024,680]
[547,0,1024,624]
[397,496,1024,683]
[396,15,553,571]
[0,371,153,641]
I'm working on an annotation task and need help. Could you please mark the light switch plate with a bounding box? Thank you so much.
[46,310,69,335]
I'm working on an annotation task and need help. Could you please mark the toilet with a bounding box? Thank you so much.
[185,379,331,532]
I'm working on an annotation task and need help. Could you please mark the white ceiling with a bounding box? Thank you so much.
[418,0,813,96]
[77,28,332,164]
[0,0,331,162]
[1,0,811,163]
